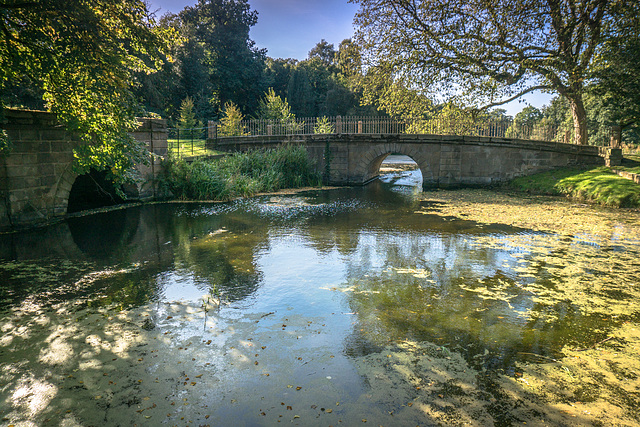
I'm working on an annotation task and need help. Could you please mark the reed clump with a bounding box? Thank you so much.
[162,145,320,200]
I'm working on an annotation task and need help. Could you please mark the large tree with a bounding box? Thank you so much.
[0,0,172,180]
[352,0,635,145]
[179,0,266,115]
[589,1,640,143]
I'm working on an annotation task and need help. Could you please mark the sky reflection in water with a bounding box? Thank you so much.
[1,164,640,425]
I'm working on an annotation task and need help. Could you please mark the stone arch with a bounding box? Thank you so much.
[51,162,78,218]
[355,142,439,188]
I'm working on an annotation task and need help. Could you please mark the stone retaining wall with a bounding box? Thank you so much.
[0,109,167,230]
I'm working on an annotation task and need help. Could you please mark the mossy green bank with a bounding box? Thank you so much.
[509,161,640,208]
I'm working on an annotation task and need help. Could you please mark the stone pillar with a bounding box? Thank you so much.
[610,125,622,148]
[130,117,168,200]
[208,120,218,139]
[267,124,273,136]
[336,116,342,134]
[358,120,363,134]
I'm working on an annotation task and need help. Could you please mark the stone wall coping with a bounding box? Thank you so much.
[211,133,611,158]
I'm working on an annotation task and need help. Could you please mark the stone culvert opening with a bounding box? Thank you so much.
[66,169,125,214]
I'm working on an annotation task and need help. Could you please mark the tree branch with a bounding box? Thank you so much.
[479,85,553,110]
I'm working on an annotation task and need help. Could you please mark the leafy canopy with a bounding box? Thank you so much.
[352,0,636,145]
[0,0,173,181]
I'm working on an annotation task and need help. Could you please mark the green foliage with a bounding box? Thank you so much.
[0,130,10,154]
[505,106,544,139]
[218,101,247,136]
[308,39,337,68]
[509,167,640,208]
[178,97,201,129]
[410,103,476,135]
[590,2,640,135]
[256,88,294,121]
[359,63,434,118]
[255,88,301,134]
[287,68,315,117]
[0,0,174,184]
[314,117,334,134]
[162,145,320,200]
[352,0,631,145]
[179,0,266,114]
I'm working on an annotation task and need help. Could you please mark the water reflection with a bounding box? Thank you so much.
[1,169,640,425]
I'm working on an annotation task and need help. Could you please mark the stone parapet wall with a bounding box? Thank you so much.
[211,133,621,188]
[1,109,167,230]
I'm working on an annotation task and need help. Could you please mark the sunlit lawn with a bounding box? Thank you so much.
[509,166,640,207]
[167,139,222,158]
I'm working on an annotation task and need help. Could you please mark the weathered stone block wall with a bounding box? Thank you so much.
[1,109,168,230]
[211,133,621,189]
[128,118,168,200]
[0,110,77,229]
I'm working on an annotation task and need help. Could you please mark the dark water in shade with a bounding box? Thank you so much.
[1,165,640,426]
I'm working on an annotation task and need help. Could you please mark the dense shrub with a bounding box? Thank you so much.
[162,145,320,200]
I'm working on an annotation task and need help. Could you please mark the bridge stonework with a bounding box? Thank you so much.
[210,133,622,187]
[1,109,167,230]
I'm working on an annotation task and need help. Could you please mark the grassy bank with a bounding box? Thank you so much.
[162,145,321,200]
[509,165,640,208]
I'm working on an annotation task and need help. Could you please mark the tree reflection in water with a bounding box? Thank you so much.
[1,171,640,425]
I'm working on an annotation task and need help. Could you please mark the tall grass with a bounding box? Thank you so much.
[162,145,321,200]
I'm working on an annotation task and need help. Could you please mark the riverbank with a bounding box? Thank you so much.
[507,157,640,208]
[161,145,321,201]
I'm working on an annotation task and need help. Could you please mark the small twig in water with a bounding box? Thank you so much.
[574,336,614,352]
[517,352,559,363]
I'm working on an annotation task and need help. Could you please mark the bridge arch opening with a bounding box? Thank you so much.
[369,153,424,189]
[67,169,126,214]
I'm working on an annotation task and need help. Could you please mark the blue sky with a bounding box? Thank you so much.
[147,0,552,116]
[149,0,357,60]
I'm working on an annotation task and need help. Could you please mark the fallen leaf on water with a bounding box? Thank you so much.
[287,406,292,411]
[296,387,302,391]
[195,374,203,378]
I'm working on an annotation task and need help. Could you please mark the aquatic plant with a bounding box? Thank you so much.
[161,145,321,200]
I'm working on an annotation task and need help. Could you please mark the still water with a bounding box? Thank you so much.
[1,166,640,426]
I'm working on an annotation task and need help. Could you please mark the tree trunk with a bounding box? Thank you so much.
[568,96,588,145]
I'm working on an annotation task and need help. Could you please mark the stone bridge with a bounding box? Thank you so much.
[210,133,622,188]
